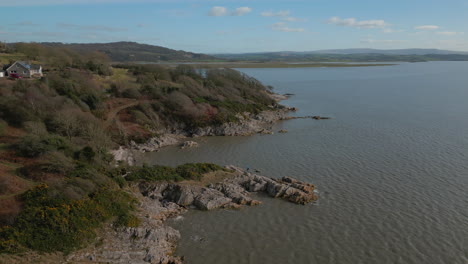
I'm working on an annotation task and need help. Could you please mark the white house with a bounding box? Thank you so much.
[6,61,43,78]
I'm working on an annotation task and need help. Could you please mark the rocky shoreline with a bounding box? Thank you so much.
[92,93,321,263]
[66,166,317,264]
[111,107,295,165]
[111,91,332,165]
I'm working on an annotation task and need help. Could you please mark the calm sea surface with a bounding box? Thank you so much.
[142,62,468,264]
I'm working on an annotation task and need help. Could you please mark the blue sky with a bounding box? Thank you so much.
[1,0,468,53]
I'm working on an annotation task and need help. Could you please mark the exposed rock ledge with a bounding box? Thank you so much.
[111,108,294,165]
[66,166,317,264]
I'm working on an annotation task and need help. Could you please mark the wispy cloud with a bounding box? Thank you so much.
[208,6,252,17]
[415,25,440,30]
[436,31,464,36]
[261,10,290,17]
[281,17,306,22]
[382,28,402,33]
[271,22,304,33]
[57,23,127,32]
[208,6,228,16]
[10,21,40,26]
[232,7,252,16]
[328,17,388,29]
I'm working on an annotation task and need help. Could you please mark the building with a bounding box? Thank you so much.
[6,61,43,78]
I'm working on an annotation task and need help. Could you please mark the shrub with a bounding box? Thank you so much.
[125,164,183,182]
[41,151,75,174]
[0,97,36,126]
[0,119,6,136]
[74,146,96,162]
[0,185,137,254]
[122,88,141,99]
[16,134,71,158]
[125,163,224,182]
[176,163,225,180]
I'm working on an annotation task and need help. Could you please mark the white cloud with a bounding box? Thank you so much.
[271,22,304,32]
[208,6,252,17]
[436,31,463,36]
[261,10,290,17]
[232,7,252,16]
[281,17,306,22]
[382,28,404,33]
[208,6,227,16]
[415,25,440,30]
[327,16,388,29]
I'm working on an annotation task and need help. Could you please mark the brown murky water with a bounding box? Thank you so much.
[143,62,468,264]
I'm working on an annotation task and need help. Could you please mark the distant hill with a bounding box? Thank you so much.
[216,48,468,62]
[40,41,218,62]
[303,48,468,55]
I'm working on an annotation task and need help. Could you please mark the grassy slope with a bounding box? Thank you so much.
[0,43,280,255]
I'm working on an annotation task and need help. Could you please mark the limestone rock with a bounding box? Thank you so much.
[193,188,232,210]
[180,141,199,149]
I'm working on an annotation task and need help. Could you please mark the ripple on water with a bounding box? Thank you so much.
[149,62,468,264]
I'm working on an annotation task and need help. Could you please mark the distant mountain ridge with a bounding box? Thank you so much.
[215,48,468,62]
[28,42,468,63]
[298,48,468,55]
[40,41,217,62]
[215,48,468,56]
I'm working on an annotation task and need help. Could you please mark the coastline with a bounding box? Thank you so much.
[62,92,317,263]
[111,93,296,166]
[66,166,318,263]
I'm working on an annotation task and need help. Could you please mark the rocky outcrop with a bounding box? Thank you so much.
[180,141,198,149]
[67,194,185,264]
[139,166,318,210]
[131,134,184,153]
[312,116,331,120]
[189,109,291,137]
[111,108,293,163]
[66,167,317,264]
[111,146,138,166]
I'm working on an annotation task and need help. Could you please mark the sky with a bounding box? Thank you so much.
[1,0,468,53]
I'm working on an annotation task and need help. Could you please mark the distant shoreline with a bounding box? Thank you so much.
[122,61,395,68]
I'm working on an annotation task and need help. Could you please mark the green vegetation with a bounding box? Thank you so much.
[40,41,217,62]
[0,43,275,255]
[0,185,136,253]
[0,119,6,136]
[125,163,225,182]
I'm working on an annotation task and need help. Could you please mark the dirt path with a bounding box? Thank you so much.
[103,100,139,129]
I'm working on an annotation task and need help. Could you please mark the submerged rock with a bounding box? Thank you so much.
[180,141,199,149]
[312,116,331,120]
